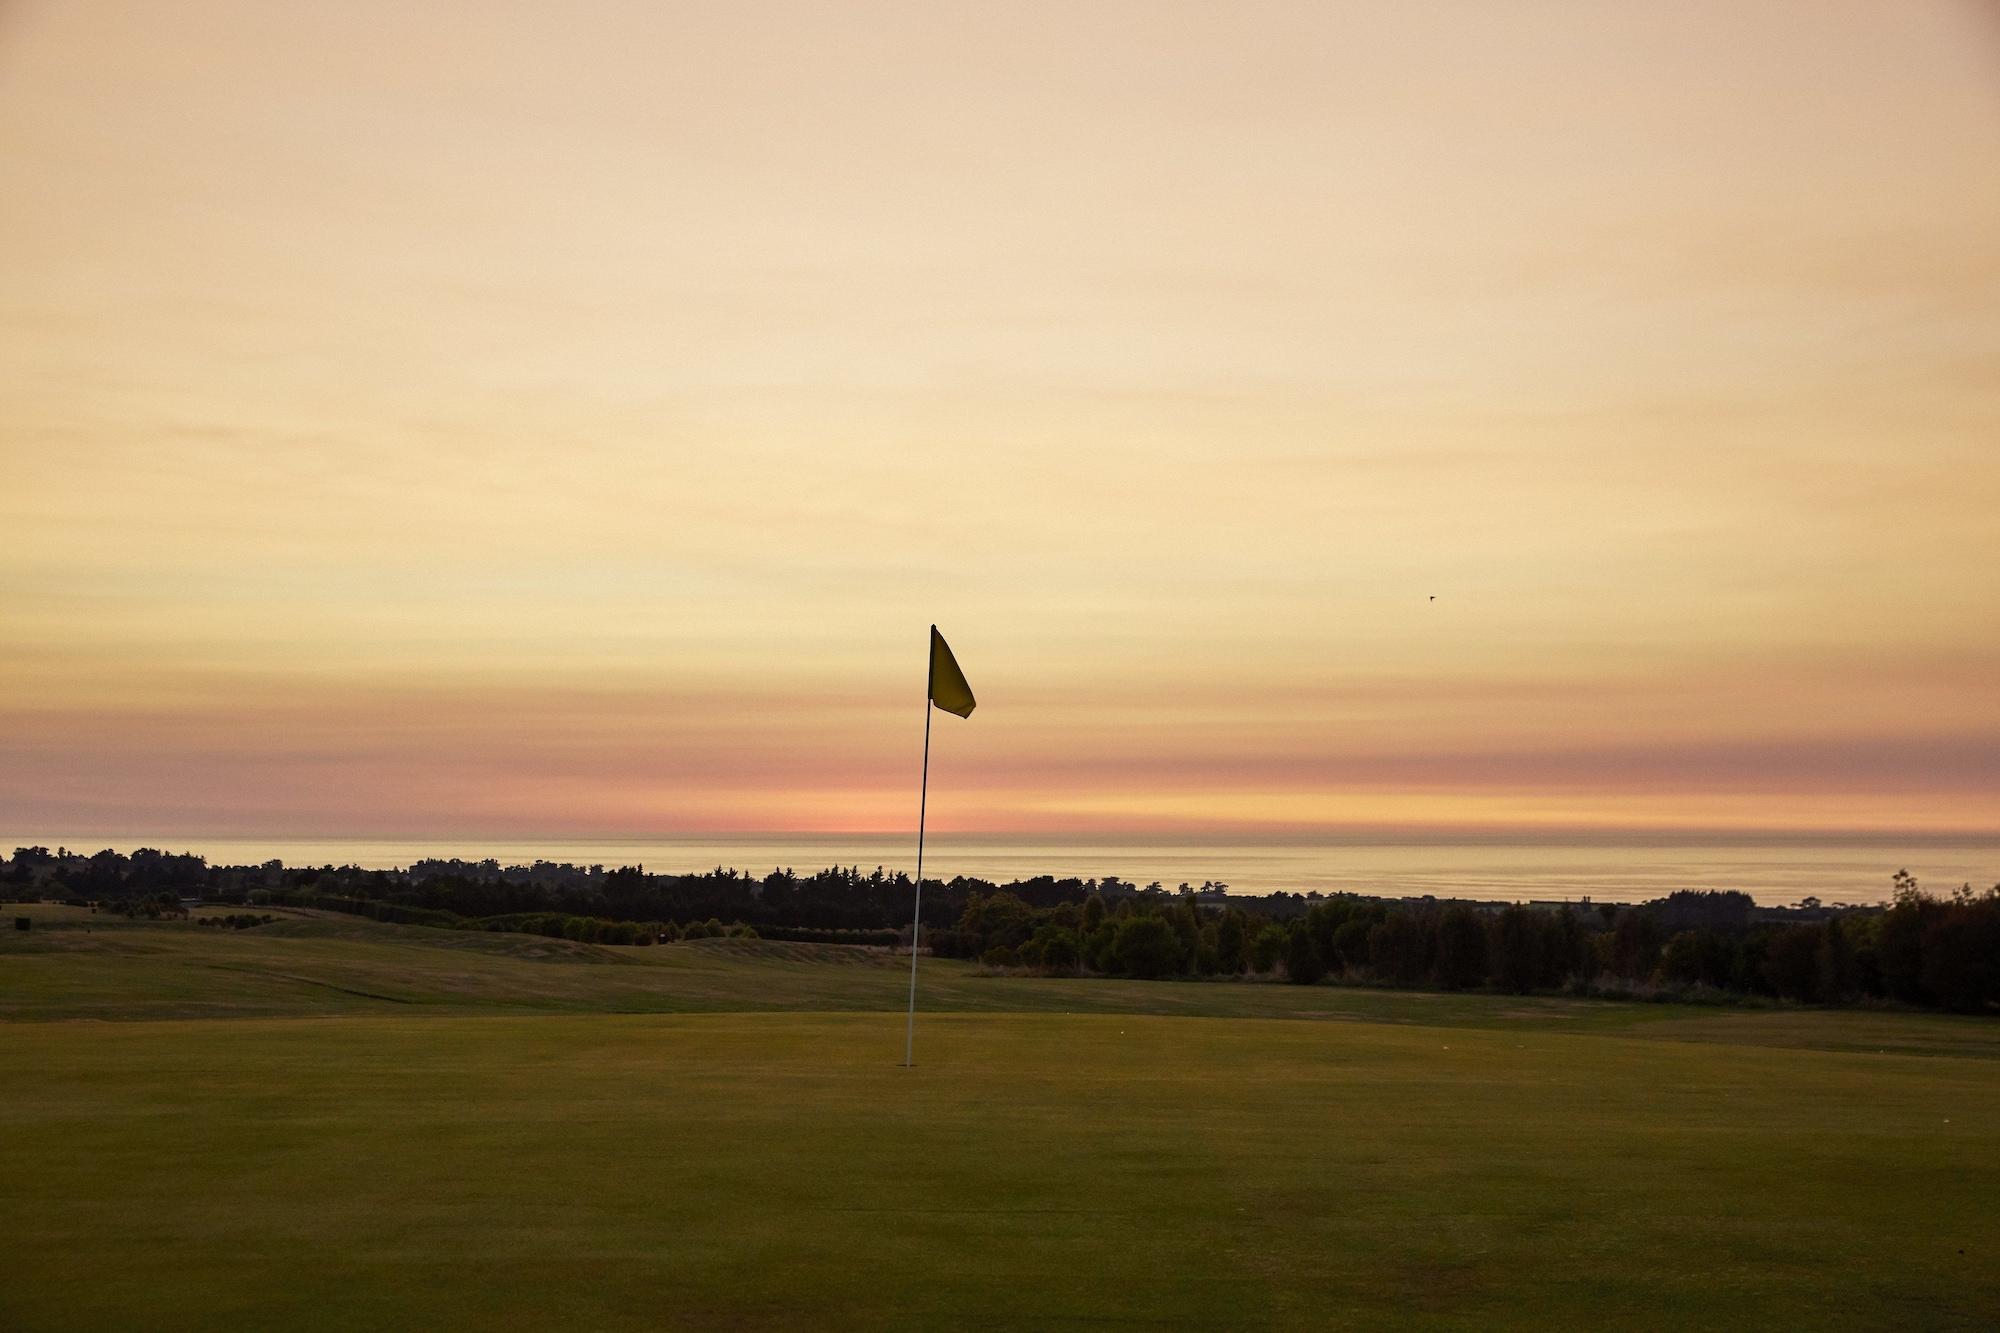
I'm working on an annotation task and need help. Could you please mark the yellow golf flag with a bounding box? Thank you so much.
[928,625,976,718]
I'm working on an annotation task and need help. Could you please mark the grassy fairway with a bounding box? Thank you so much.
[4,910,1998,1329]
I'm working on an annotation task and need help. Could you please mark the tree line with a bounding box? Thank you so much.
[942,877,2000,1012]
[6,847,1995,1012]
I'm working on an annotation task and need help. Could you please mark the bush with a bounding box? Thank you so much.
[980,944,1019,968]
[1921,893,2000,1012]
[958,891,1037,956]
[1331,917,1374,972]
[1249,924,1287,974]
[1492,904,1560,992]
[1109,917,1184,979]
[1660,929,1735,990]
[1817,917,1858,1004]
[1026,924,1080,974]
[1284,926,1326,985]
[1878,888,1931,1002]
[1763,925,1822,1002]
[1301,903,1343,967]
[746,924,900,947]
[1083,921,1118,972]
[1214,915,1247,974]
[1610,909,1665,979]
[1368,914,1427,986]
[1435,906,1488,990]
[1729,932,1770,995]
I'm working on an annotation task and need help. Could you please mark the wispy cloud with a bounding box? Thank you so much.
[3,0,1996,837]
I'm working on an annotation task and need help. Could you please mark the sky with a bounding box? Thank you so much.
[3,1,1998,841]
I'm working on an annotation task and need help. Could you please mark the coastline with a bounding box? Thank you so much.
[8,833,1996,907]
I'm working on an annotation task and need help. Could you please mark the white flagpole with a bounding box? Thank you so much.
[903,652,934,1068]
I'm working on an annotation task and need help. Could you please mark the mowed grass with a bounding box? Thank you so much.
[4,906,1999,1329]
[5,902,1689,1031]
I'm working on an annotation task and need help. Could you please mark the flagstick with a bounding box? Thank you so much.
[904,688,933,1068]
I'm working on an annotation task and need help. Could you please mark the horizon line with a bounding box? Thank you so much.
[10,827,2000,851]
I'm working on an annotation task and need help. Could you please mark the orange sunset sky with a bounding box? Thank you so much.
[3,1,1998,839]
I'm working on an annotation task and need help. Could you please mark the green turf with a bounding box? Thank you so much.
[4,906,1997,1329]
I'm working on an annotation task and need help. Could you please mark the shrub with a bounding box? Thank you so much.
[1610,909,1664,979]
[1817,917,1858,1004]
[1490,904,1555,992]
[1368,914,1427,987]
[1435,906,1488,990]
[1083,921,1119,972]
[958,891,1037,955]
[1877,882,1932,1002]
[1659,928,1735,990]
[1762,925,1822,1002]
[1331,917,1374,972]
[1921,892,2000,1013]
[1540,910,1593,989]
[1284,926,1326,985]
[1109,917,1183,979]
[1249,924,1287,974]
[1730,932,1771,995]
[1026,924,1080,974]
[1214,914,1247,974]
[1301,903,1344,967]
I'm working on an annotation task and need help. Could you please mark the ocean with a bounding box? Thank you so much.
[11,834,1997,907]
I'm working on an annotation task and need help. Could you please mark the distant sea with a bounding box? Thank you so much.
[10,834,1998,907]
